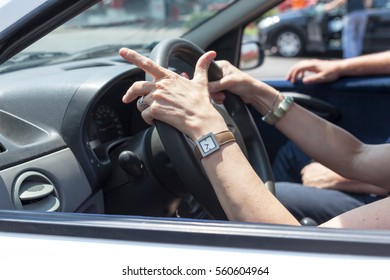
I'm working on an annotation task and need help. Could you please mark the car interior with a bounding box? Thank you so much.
[0,0,390,244]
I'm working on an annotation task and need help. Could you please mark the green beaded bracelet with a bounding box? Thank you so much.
[262,95,294,125]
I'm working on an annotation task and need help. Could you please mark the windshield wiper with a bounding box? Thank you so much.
[0,44,155,74]
[4,51,70,64]
[51,44,153,63]
[0,51,70,73]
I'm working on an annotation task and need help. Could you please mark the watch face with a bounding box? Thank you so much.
[196,133,220,157]
[199,136,217,153]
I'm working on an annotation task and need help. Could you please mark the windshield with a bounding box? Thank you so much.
[1,0,235,72]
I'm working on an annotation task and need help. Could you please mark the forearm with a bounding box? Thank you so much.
[328,180,390,197]
[336,51,390,77]
[301,162,390,196]
[275,104,364,178]
[244,78,390,189]
[248,85,363,179]
[324,0,345,11]
[275,104,390,188]
[321,197,390,229]
[201,141,299,225]
[364,0,373,8]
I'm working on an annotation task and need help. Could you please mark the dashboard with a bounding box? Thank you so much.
[0,54,201,217]
[85,76,147,162]
[0,62,158,214]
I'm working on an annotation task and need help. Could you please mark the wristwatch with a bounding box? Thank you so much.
[194,130,235,160]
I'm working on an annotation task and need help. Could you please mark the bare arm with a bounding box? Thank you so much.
[301,162,390,196]
[323,0,346,11]
[321,197,390,229]
[274,103,390,189]
[365,0,373,8]
[336,50,390,76]
[211,61,390,190]
[286,51,390,84]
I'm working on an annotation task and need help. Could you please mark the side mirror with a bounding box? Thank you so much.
[239,41,264,70]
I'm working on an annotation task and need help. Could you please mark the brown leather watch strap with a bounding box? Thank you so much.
[194,130,236,160]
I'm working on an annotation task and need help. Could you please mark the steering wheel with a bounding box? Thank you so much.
[148,38,274,220]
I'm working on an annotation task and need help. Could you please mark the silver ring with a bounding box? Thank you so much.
[137,96,149,111]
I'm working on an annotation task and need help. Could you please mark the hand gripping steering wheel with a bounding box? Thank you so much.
[148,38,275,220]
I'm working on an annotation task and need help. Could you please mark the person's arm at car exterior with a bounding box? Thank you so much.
[286,50,390,84]
[323,0,346,12]
[119,48,390,229]
[365,0,373,9]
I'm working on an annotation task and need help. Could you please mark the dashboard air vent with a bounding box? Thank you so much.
[13,171,60,212]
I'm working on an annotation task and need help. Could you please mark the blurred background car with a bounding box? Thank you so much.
[259,0,390,57]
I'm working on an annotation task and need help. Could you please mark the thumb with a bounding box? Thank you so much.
[193,51,217,85]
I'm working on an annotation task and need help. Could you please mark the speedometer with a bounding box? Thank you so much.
[92,105,125,144]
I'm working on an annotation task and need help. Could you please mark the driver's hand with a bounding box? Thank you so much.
[208,60,274,105]
[208,60,254,104]
[119,48,228,140]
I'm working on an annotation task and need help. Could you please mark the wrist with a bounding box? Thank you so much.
[262,94,294,125]
[194,130,235,160]
[337,59,352,77]
[249,84,282,115]
[188,113,228,141]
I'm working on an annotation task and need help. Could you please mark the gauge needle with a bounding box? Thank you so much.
[99,124,114,131]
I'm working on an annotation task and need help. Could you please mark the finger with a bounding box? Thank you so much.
[181,72,190,79]
[122,81,155,103]
[140,107,155,125]
[136,96,149,112]
[287,68,302,83]
[119,48,170,81]
[285,68,295,82]
[208,78,225,93]
[288,65,308,83]
[208,80,220,93]
[210,91,226,104]
[287,59,316,82]
[193,51,217,85]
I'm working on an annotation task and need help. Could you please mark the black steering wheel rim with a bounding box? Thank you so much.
[148,38,275,220]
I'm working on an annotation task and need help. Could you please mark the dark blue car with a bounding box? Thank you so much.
[259,0,390,57]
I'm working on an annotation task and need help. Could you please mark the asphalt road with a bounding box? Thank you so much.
[245,55,306,80]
